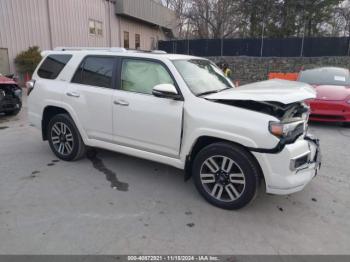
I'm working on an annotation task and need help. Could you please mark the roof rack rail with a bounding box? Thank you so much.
[54,47,128,52]
[151,50,167,54]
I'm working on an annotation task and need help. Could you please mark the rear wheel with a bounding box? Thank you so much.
[192,142,260,210]
[48,114,86,161]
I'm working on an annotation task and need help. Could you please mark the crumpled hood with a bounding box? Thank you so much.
[205,79,316,104]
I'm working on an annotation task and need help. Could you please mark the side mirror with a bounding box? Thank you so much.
[152,84,181,100]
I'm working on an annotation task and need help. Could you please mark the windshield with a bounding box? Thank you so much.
[298,67,350,86]
[173,59,234,96]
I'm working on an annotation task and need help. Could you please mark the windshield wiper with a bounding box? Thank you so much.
[218,87,232,92]
[197,90,220,97]
[197,87,232,97]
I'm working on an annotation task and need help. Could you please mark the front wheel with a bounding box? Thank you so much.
[192,142,260,210]
[48,114,86,161]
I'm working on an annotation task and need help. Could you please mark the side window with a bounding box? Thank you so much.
[72,56,114,89]
[121,59,174,95]
[38,55,72,79]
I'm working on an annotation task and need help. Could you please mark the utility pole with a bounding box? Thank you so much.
[348,23,350,56]
[186,21,190,54]
[260,21,265,57]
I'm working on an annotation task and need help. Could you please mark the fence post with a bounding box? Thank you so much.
[187,39,190,55]
[221,38,223,57]
[300,36,305,57]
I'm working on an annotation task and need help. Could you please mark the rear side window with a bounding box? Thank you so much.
[72,56,115,88]
[38,55,72,79]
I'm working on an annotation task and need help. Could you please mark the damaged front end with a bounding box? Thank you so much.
[214,99,309,122]
[0,83,22,115]
[214,100,310,149]
[204,79,317,151]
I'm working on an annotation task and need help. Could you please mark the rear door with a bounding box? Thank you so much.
[112,58,184,157]
[65,55,117,142]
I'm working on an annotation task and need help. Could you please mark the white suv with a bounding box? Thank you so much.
[28,47,321,209]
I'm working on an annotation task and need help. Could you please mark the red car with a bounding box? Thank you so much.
[0,75,22,116]
[298,67,350,123]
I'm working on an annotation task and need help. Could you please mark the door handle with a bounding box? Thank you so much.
[114,99,129,106]
[66,91,80,98]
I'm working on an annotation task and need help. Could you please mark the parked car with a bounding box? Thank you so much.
[0,75,22,116]
[28,48,321,209]
[297,67,350,123]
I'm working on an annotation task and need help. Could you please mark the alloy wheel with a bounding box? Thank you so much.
[51,122,74,156]
[200,155,246,202]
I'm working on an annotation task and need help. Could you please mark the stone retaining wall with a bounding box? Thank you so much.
[208,56,350,85]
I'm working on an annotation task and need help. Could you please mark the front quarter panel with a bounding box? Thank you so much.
[180,98,280,162]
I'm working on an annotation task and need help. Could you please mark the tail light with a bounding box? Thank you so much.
[26,80,36,96]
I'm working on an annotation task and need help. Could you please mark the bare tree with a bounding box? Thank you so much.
[161,0,349,39]
[336,1,350,36]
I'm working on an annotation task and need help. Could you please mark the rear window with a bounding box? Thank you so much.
[71,56,115,89]
[298,67,350,86]
[38,55,72,79]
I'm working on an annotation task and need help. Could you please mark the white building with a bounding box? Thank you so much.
[0,0,177,74]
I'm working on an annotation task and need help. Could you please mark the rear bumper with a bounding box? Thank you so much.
[253,134,321,195]
[309,100,350,122]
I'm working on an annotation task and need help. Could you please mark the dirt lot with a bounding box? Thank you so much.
[0,98,349,255]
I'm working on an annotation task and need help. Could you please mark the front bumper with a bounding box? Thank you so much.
[0,96,22,112]
[253,134,321,195]
[0,88,22,113]
[309,99,350,122]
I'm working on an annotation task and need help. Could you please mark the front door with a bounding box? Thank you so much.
[113,58,183,157]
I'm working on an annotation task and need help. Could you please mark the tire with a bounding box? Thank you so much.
[192,142,260,210]
[47,114,86,161]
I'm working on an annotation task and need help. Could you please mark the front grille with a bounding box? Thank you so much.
[0,94,18,110]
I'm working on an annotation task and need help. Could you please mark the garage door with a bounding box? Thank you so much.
[0,48,10,75]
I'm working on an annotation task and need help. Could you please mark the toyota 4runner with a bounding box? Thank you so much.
[28,47,321,209]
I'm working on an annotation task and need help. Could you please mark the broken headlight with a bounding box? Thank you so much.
[269,120,306,143]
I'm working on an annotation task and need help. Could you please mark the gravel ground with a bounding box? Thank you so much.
[0,97,349,255]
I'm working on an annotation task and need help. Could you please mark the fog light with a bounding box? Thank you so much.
[290,153,310,171]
